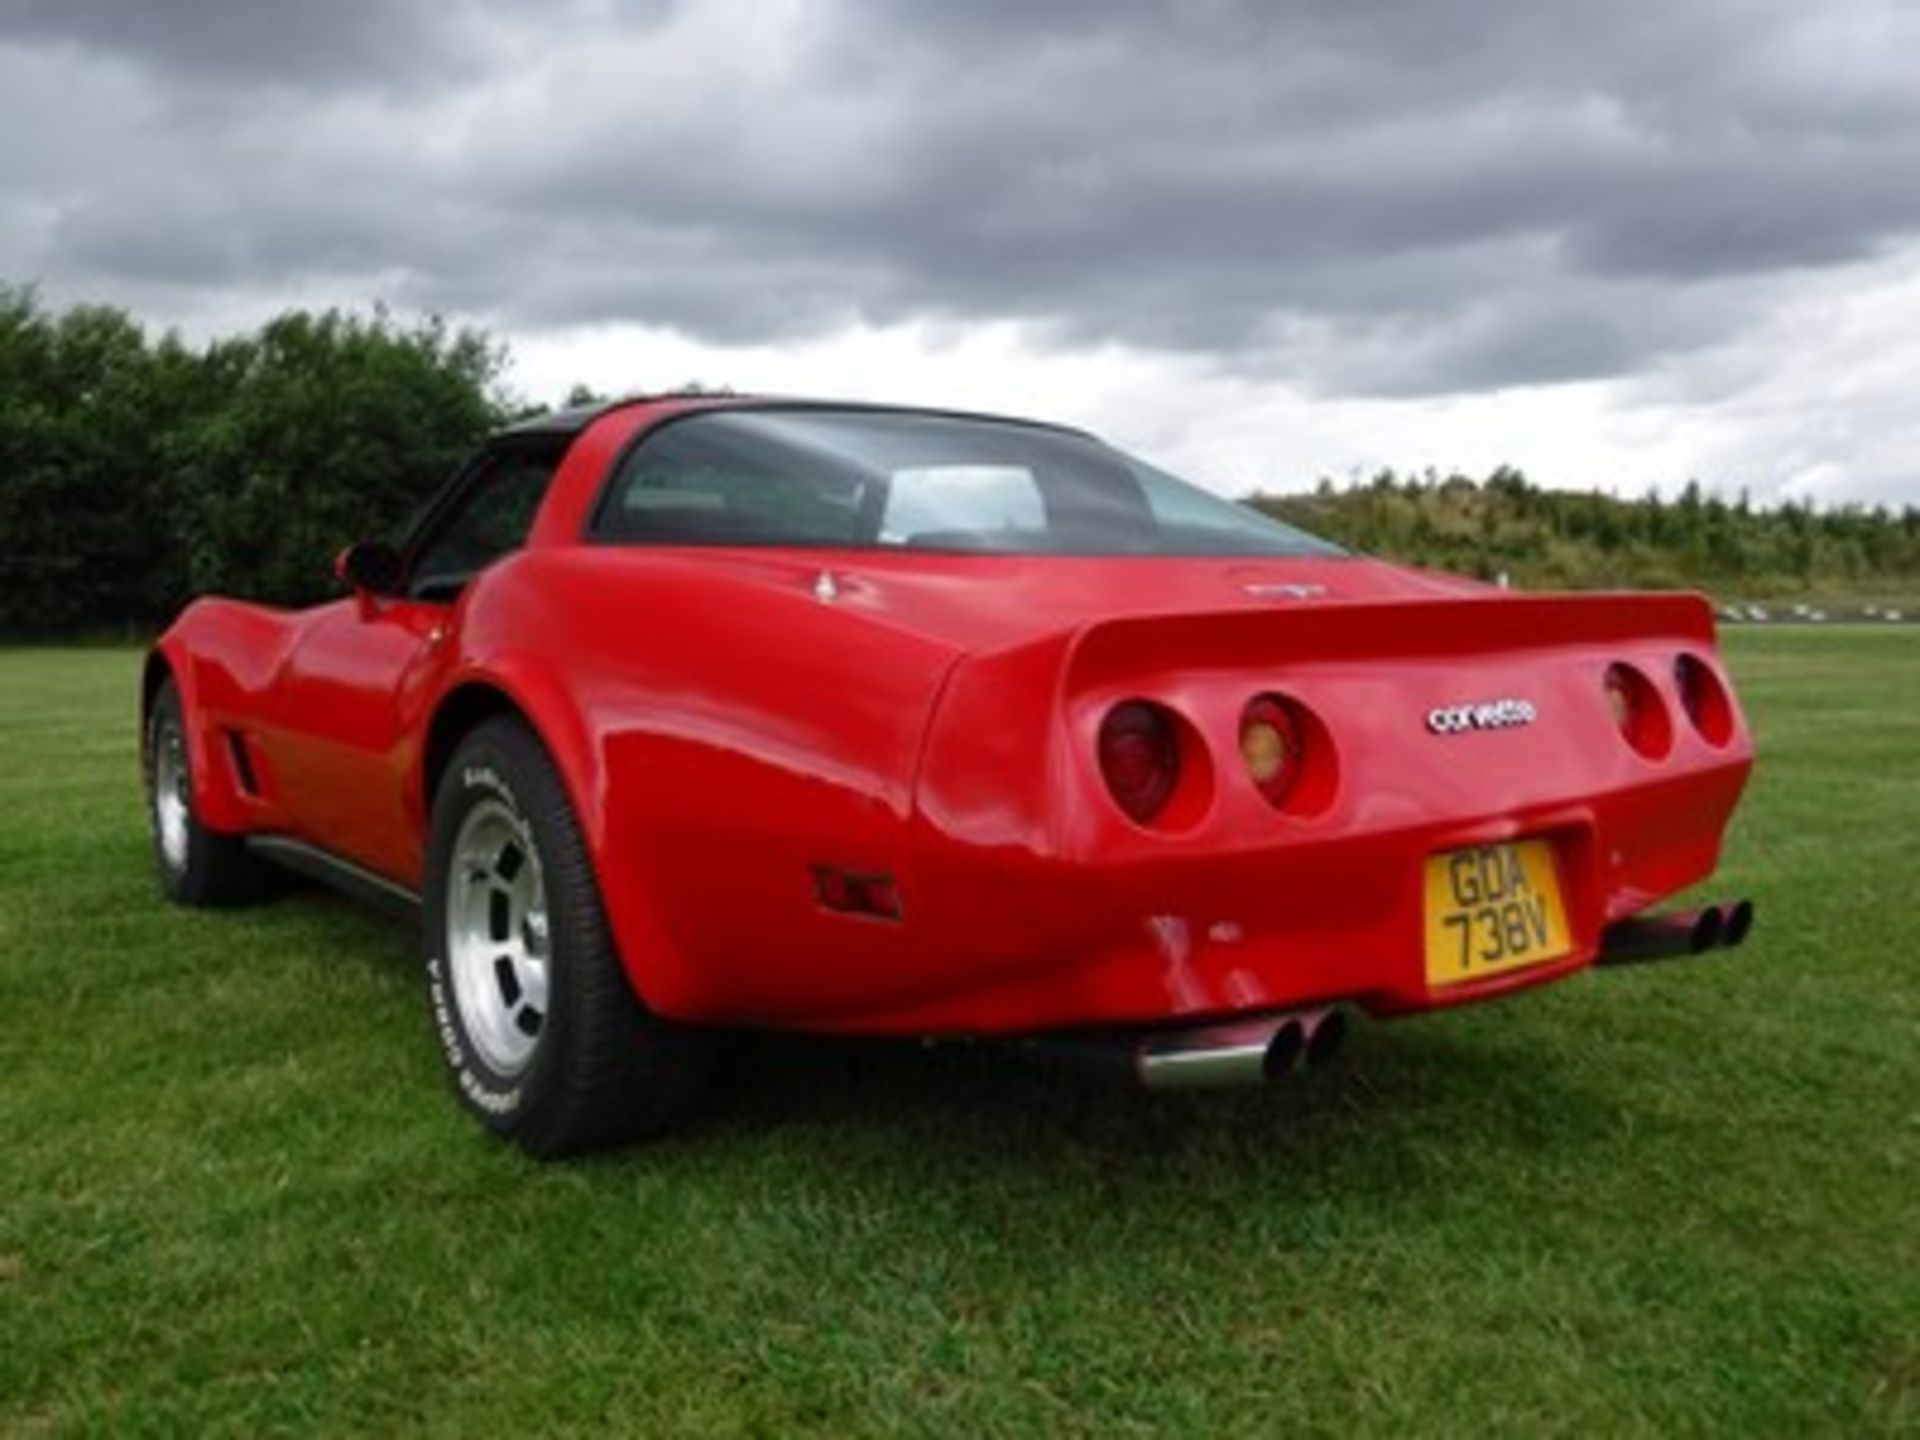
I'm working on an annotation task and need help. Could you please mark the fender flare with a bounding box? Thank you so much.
[416,656,699,1017]
[143,635,253,835]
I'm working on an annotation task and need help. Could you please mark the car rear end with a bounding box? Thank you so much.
[884,589,1753,1039]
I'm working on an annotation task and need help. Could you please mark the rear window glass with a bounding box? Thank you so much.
[595,408,1342,557]
[879,466,1046,544]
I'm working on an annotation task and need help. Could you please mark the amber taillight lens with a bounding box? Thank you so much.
[1674,653,1734,745]
[1240,695,1305,807]
[1098,701,1181,823]
[1605,668,1633,731]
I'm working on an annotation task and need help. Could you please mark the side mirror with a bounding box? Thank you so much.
[334,540,404,598]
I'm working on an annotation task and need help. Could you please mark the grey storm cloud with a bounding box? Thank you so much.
[0,0,451,87]
[2,0,1918,396]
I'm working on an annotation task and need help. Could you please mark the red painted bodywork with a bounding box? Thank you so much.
[150,399,1754,1037]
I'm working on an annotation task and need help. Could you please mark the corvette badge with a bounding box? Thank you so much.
[1426,698,1537,734]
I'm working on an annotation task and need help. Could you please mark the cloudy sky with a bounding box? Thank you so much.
[3,0,1918,504]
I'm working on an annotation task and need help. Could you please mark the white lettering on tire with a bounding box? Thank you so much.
[426,953,522,1115]
[461,765,519,812]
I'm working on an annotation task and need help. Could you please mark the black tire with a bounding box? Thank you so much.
[144,679,277,906]
[421,716,714,1156]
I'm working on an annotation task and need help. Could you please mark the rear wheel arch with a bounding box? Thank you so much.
[423,681,532,818]
[422,669,614,835]
[420,671,702,1020]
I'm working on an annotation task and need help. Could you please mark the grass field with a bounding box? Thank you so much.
[2,632,1915,1434]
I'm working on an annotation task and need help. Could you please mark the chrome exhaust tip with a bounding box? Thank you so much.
[1133,1007,1343,1091]
[1136,1015,1288,1091]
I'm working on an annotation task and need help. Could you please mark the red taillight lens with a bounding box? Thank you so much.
[1673,653,1734,745]
[1098,700,1181,823]
[1240,695,1304,807]
[1604,662,1671,758]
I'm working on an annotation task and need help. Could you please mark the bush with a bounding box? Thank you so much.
[0,288,504,637]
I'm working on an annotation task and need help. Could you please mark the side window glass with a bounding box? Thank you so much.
[411,452,558,600]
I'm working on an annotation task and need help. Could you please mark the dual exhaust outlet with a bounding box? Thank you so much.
[1595,897,1754,967]
[1033,1005,1348,1091]
[1052,897,1752,1093]
[1134,1006,1348,1091]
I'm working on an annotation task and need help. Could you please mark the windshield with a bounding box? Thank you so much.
[592,408,1342,557]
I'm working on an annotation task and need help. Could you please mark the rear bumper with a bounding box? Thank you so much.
[807,757,1751,1036]
[1034,900,1755,1087]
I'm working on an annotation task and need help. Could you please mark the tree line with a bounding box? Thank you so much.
[0,289,501,636]
[1252,467,1920,599]
[2,288,1916,637]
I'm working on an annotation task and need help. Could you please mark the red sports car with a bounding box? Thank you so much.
[143,397,1755,1154]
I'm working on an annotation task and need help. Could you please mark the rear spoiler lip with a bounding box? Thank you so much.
[1061,590,1719,684]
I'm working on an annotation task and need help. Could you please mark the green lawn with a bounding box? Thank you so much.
[2,632,1915,1435]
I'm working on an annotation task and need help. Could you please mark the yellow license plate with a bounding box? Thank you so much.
[1424,839,1572,987]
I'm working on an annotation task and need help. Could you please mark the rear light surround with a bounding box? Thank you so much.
[1673,652,1735,746]
[1239,693,1338,815]
[1604,661,1672,759]
[1096,699,1211,829]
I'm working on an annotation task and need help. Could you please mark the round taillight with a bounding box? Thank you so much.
[1098,701,1181,823]
[1604,662,1671,758]
[1605,669,1634,730]
[1674,653,1734,746]
[1240,695,1305,807]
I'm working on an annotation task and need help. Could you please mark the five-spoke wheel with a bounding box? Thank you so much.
[446,797,552,1075]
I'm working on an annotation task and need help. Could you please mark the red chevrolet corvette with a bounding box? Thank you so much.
[143,397,1754,1153]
